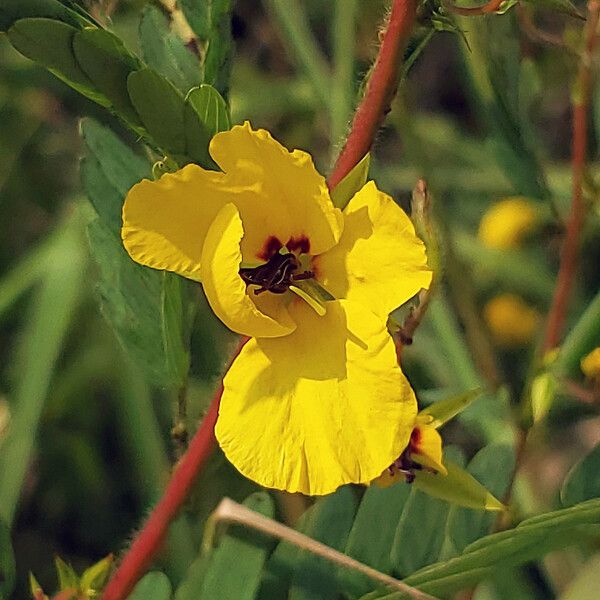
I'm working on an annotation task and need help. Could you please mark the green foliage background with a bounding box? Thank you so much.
[1,0,600,599]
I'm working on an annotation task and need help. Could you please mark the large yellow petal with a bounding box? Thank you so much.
[315,181,432,319]
[216,298,418,496]
[122,164,273,279]
[411,421,447,476]
[200,203,296,338]
[210,122,343,256]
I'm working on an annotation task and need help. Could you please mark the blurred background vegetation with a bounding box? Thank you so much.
[1,0,600,598]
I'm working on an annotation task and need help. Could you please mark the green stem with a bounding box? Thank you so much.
[263,0,332,112]
[331,0,358,145]
[555,290,600,379]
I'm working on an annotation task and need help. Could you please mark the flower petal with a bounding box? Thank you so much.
[216,298,418,496]
[315,181,432,319]
[411,422,447,476]
[210,122,343,255]
[200,203,296,338]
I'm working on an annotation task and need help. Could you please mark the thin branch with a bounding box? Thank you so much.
[101,338,248,600]
[442,0,504,16]
[328,0,419,190]
[543,1,600,352]
[208,498,438,600]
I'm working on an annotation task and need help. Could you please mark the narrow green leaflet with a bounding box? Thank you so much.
[289,486,358,600]
[184,84,230,167]
[361,498,600,600]
[0,519,15,600]
[128,68,187,159]
[342,483,412,597]
[7,18,108,106]
[55,557,78,591]
[420,388,483,429]
[127,572,172,600]
[561,442,600,507]
[413,460,505,512]
[443,444,515,557]
[330,153,370,209]
[199,493,275,600]
[73,28,143,128]
[0,0,89,31]
[81,119,190,387]
[139,6,200,94]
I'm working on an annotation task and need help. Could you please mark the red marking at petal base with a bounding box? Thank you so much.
[409,427,422,452]
[257,236,283,260]
[287,235,310,255]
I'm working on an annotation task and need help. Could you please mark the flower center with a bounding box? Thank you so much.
[239,252,315,295]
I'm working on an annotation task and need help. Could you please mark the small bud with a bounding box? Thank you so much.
[478,197,539,250]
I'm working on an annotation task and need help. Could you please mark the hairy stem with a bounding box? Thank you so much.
[543,1,600,352]
[328,0,419,190]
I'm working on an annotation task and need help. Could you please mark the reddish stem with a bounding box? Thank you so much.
[327,0,418,190]
[101,339,247,600]
[543,1,600,352]
[102,2,419,597]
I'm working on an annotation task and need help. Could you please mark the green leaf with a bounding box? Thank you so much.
[561,442,600,507]
[330,153,370,209]
[180,0,233,95]
[174,554,210,600]
[0,0,89,32]
[139,5,200,94]
[81,119,190,387]
[7,18,108,106]
[413,459,505,513]
[420,388,483,429]
[443,445,515,557]
[363,499,600,600]
[73,28,143,128]
[55,557,78,591]
[342,483,411,597]
[289,486,358,600]
[127,572,172,600]
[0,519,15,599]
[199,493,275,600]
[80,119,150,203]
[390,448,464,577]
[184,84,230,166]
[128,68,187,158]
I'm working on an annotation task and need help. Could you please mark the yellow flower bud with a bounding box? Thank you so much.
[478,197,539,249]
[484,293,540,347]
[581,347,600,381]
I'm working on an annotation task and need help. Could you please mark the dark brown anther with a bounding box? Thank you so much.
[240,252,314,295]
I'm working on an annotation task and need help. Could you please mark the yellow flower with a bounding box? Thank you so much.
[478,197,539,250]
[373,391,505,511]
[122,122,432,495]
[484,293,540,347]
[581,347,600,381]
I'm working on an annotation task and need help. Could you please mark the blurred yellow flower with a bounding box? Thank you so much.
[581,347,600,381]
[484,293,540,347]
[478,197,539,249]
[121,122,432,495]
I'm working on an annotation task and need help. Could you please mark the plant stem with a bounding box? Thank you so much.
[101,343,236,600]
[543,1,600,352]
[328,0,419,190]
[101,2,421,596]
